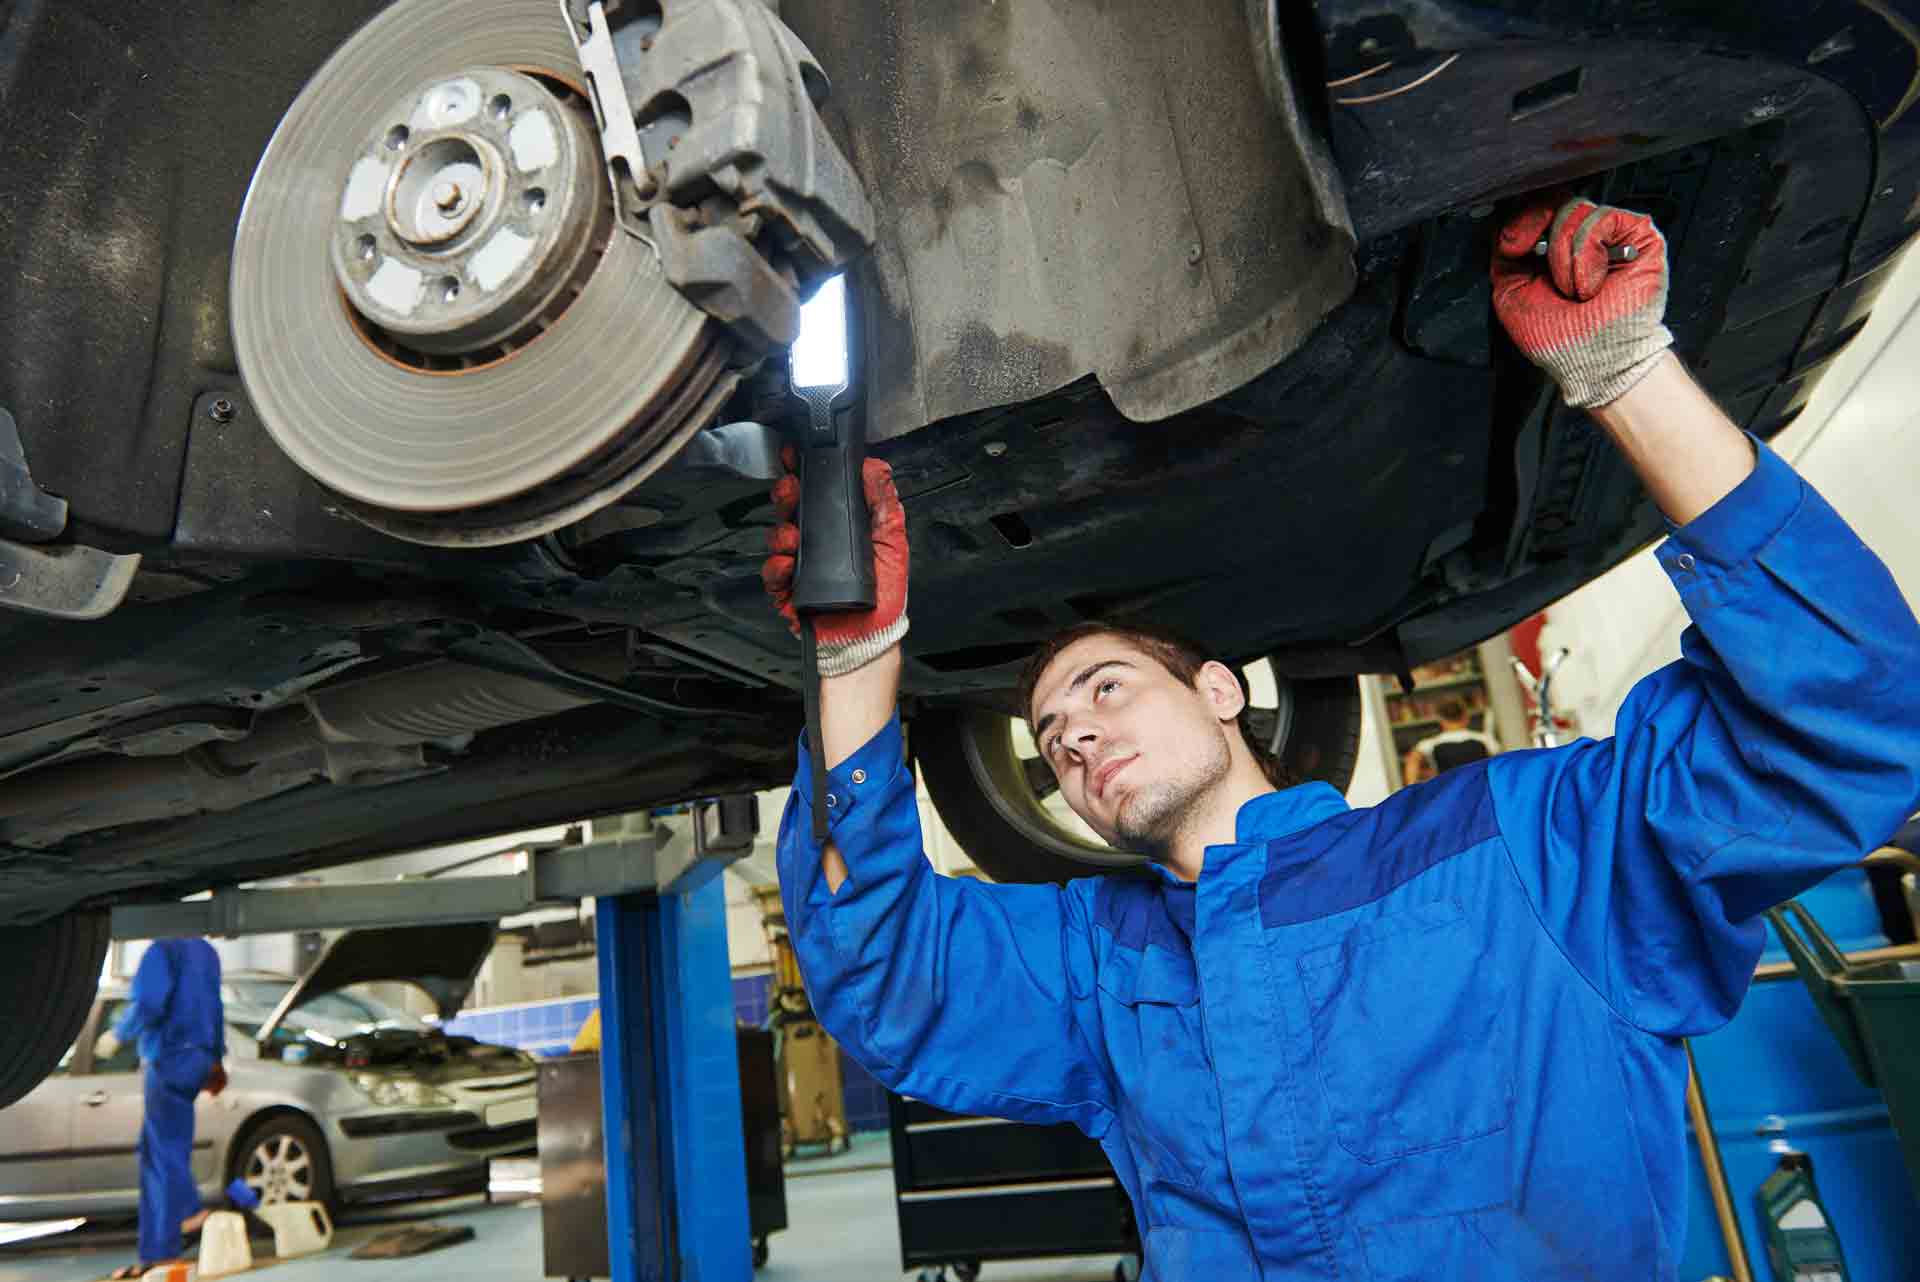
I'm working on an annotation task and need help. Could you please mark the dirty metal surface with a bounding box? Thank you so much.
[782,0,1356,433]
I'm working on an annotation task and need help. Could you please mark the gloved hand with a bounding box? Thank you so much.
[1492,195,1673,409]
[762,451,909,677]
[93,1030,121,1062]
[204,1060,228,1098]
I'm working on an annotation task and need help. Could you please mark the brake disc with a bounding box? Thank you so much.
[231,0,731,548]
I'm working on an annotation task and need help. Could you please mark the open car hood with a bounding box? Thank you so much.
[255,921,497,1041]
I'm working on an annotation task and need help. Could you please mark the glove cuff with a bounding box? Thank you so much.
[817,613,910,677]
[1558,323,1674,409]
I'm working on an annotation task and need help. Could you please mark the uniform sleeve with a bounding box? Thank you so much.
[115,941,176,1043]
[777,715,1116,1137]
[1489,441,1920,1037]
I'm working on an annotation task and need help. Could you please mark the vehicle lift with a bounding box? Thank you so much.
[110,798,766,1282]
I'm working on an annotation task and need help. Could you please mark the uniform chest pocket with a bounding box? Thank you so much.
[1096,948,1215,1192]
[1296,899,1512,1164]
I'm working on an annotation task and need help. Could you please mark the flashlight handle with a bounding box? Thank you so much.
[792,390,876,615]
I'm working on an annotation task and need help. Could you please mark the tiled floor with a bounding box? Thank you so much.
[0,1159,1130,1282]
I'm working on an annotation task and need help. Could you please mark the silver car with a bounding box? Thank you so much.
[0,923,537,1219]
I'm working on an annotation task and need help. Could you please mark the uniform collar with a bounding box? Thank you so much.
[1166,783,1349,883]
[1233,782,1350,843]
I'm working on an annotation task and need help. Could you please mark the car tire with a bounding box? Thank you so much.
[916,672,1363,885]
[0,909,111,1109]
[231,1113,336,1210]
[1268,675,1365,798]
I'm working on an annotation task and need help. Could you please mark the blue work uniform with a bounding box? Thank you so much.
[115,938,225,1266]
[777,442,1920,1280]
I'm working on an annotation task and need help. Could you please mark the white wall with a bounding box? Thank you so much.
[724,869,774,974]
[1532,244,1920,735]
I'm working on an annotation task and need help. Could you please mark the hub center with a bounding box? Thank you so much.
[331,66,608,359]
[389,134,490,246]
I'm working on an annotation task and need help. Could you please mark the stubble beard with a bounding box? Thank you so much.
[1110,728,1232,862]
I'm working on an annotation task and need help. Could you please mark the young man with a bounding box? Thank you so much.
[761,197,1920,1279]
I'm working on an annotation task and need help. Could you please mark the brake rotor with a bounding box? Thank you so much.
[231,0,731,547]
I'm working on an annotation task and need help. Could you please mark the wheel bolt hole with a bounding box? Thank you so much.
[384,124,410,151]
[489,93,513,121]
[354,233,377,262]
[522,187,546,213]
[436,275,462,303]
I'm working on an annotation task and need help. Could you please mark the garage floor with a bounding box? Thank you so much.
[0,1152,1128,1282]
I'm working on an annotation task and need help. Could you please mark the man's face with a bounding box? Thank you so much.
[1027,636,1245,856]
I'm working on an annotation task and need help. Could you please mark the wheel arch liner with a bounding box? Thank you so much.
[778,0,1357,433]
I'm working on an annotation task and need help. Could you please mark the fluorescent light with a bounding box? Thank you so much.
[790,275,848,390]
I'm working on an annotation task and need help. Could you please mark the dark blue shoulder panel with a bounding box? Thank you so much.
[1258,764,1500,927]
[1092,876,1188,955]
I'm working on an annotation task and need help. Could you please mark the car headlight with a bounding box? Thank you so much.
[349,1072,454,1108]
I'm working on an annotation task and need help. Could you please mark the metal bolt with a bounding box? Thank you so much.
[208,398,236,423]
[983,441,1007,457]
[433,181,464,212]
[1186,243,1203,265]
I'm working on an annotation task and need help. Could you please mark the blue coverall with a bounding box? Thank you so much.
[777,442,1920,1280]
[114,938,225,1266]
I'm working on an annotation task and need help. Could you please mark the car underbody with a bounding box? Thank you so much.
[1,0,1918,932]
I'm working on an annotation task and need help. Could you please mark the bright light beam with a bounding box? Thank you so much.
[790,275,849,390]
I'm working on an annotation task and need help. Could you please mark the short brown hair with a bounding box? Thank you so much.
[1016,621,1298,789]
[1436,697,1467,722]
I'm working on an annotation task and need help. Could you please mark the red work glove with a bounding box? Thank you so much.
[762,452,910,677]
[1491,195,1673,409]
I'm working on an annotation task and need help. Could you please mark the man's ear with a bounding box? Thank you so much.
[1195,660,1247,723]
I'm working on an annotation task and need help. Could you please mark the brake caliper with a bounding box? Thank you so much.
[560,0,876,354]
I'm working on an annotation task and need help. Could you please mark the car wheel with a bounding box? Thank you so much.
[0,909,110,1108]
[233,1114,336,1210]
[915,670,1362,885]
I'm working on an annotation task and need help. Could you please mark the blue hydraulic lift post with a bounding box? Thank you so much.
[596,878,753,1282]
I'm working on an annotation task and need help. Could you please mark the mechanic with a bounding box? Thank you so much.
[762,195,1920,1279]
[1400,696,1502,786]
[95,938,228,1279]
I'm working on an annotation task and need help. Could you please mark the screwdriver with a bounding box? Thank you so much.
[1534,240,1638,264]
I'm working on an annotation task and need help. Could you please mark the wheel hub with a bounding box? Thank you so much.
[332,66,605,360]
[230,0,729,547]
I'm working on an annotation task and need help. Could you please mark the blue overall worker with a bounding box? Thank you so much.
[95,938,228,1277]
[759,195,1920,1280]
